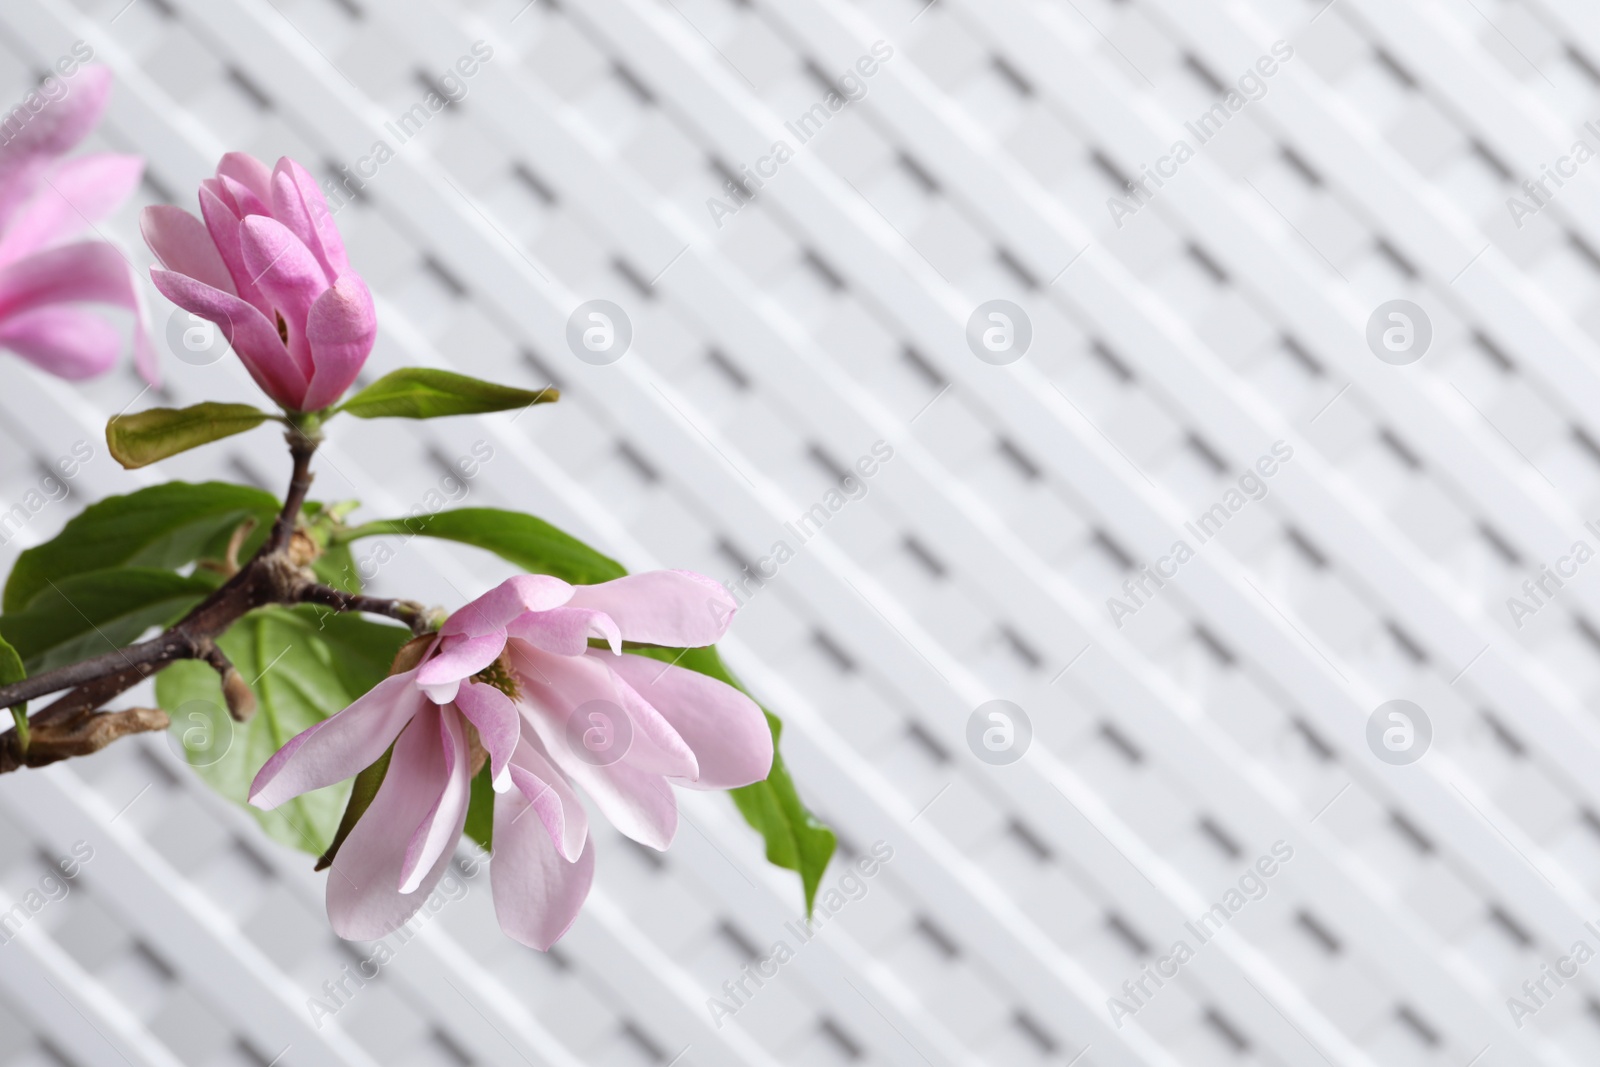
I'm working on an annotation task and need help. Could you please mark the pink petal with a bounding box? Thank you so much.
[0,305,120,379]
[507,766,563,848]
[603,651,772,790]
[416,632,508,701]
[507,606,622,656]
[201,176,237,216]
[0,241,155,384]
[199,184,268,314]
[607,663,697,780]
[565,571,738,647]
[512,648,678,850]
[510,735,588,861]
[491,800,594,950]
[326,707,466,941]
[238,215,323,384]
[0,67,112,228]
[444,575,575,639]
[452,681,520,792]
[0,242,125,318]
[398,707,472,894]
[151,267,305,408]
[0,154,143,262]
[220,174,269,219]
[300,275,376,411]
[141,205,235,296]
[249,670,426,809]
[271,157,350,282]
[216,152,274,208]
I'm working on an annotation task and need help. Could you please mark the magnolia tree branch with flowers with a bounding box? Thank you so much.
[0,70,834,949]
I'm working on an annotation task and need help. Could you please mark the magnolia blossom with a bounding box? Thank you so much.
[251,659,592,948]
[249,570,772,949]
[0,66,155,381]
[419,571,773,850]
[141,152,375,412]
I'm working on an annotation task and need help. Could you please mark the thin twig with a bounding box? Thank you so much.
[293,584,431,635]
[0,425,427,772]
[266,427,321,554]
[198,640,257,721]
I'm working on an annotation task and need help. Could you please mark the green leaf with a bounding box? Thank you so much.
[5,482,279,613]
[337,369,557,420]
[318,745,392,871]
[312,542,362,594]
[322,744,494,866]
[107,403,273,469]
[0,634,23,692]
[732,712,835,915]
[155,606,412,856]
[300,609,419,699]
[0,633,25,733]
[464,764,495,853]
[626,644,835,914]
[338,508,626,586]
[302,502,362,594]
[0,569,212,674]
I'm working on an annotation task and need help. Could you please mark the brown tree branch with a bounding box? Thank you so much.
[0,424,437,772]
[293,583,431,635]
[0,706,169,774]
[0,632,200,712]
[266,428,319,555]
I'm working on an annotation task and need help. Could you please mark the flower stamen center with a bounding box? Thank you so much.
[472,655,521,701]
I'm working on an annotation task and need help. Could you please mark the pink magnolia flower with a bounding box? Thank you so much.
[251,658,592,948]
[0,66,155,382]
[419,571,773,851]
[141,151,375,412]
[248,570,773,949]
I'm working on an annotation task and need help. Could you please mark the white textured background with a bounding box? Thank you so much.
[4,0,1600,1065]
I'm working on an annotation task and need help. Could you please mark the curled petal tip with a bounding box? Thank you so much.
[422,681,460,704]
